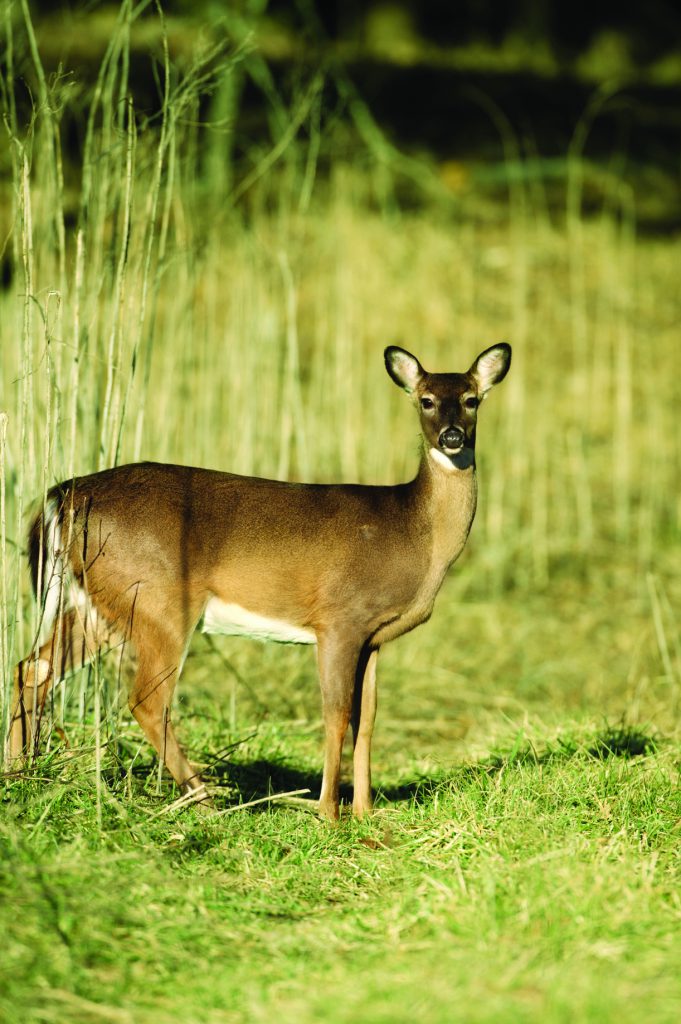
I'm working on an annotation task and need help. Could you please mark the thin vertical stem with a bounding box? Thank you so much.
[100,95,136,468]
[0,413,8,762]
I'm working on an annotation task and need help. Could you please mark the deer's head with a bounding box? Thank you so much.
[385,343,511,470]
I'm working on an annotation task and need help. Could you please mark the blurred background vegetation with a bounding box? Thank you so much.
[4,0,681,226]
[0,0,680,759]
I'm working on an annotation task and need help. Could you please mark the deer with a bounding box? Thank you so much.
[9,342,511,819]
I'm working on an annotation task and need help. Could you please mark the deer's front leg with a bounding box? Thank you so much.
[351,647,378,818]
[317,635,365,821]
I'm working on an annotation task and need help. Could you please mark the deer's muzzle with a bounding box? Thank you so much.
[439,427,465,451]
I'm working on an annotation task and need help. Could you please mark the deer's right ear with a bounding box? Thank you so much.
[384,347,424,394]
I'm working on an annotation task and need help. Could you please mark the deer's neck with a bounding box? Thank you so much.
[411,445,478,570]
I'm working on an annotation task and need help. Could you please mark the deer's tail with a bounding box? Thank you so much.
[28,491,67,645]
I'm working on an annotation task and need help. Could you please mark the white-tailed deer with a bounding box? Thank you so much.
[10,343,511,819]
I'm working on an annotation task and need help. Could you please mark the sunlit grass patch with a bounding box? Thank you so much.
[2,715,679,1024]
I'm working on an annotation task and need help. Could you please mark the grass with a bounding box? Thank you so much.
[1,3,681,1022]
[2,714,680,1024]
[1,569,679,1023]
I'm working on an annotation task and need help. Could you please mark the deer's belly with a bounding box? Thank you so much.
[202,598,316,645]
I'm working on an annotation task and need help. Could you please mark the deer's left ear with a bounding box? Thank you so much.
[469,343,512,398]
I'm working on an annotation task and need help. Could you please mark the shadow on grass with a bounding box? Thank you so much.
[205,756,437,809]
[480,723,657,771]
[3,723,659,814]
[200,723,659,811]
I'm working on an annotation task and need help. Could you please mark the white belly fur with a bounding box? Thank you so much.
[202,597,316,646]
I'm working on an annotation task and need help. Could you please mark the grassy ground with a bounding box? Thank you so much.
[2,564,680,1024]
[1,5,681,1022]
[1,697,680,1023]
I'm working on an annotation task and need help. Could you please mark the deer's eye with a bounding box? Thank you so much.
[464,396,478,410]
[420,397,435,411]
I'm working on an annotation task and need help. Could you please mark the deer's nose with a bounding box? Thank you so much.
[439,427,465,450]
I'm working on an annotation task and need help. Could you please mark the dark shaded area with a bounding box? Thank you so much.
[269,0,681,64]
[329,63,681,167]
[4,1,681,229]
[5,722,661,814]
[194,722,660,811]
[586,725,658,759]
[466,724,658,775]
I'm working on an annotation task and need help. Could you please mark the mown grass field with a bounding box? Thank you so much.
[1,4,680,1022]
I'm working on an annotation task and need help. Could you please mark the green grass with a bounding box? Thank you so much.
[2,569,680,1023]
[2,717,679,1024]
[1,3,681,1022]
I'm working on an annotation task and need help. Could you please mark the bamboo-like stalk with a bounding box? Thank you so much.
[114,0,171,465]
[0,413,8,760]
[66,0,138,480]
[16,147,34,665]
[277,251,309,480]
[100,95,136,468]
[18,0,66,294]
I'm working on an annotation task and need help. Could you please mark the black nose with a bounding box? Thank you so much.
[440,427,465,450]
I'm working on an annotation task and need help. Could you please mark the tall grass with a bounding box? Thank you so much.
[0,2,680,762]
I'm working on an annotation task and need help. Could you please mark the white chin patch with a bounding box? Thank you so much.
[202,598,316,646]
[429,447,459,471]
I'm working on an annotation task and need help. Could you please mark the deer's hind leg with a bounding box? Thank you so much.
[9,603,121,762]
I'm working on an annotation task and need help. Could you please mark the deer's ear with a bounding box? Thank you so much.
[384,347,424,394]
[469,343,511,398]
